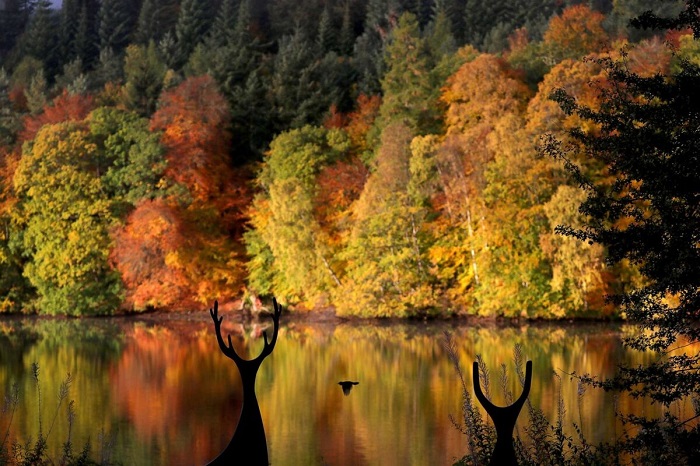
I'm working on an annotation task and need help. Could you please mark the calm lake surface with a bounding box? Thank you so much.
[0,314,684,465]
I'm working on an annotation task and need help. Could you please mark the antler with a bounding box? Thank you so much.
[210,300,242,362]
[210,298,283,365]
[257,298,282,359]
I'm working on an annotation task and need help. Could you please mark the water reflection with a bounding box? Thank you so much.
[0,317,683,465]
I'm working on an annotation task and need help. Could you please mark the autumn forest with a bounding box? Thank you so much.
[0,0,691,317]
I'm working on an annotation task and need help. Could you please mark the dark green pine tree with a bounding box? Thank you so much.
[135,0,178,45]
[74,1,99,67]
[267,0,326,40]
[353,0,390,95]
[211,0,258,100]
[338,1,355,55]
[0,0,37,63]
[271,28,320,127]
[426,0,457,59]
[436,0,466,44]
[0,69,21,147]
[208,0,269,162]
[122,42,167,116]
[93,46,124,87]
[380,12,440,134]
[544,1,700,461]
[20,0,58,72]
[229,69,276,162]
[57,0,101,70]
[464,0,516,49]
[158,31,180,70]
[135,0,157,44]
[209,0,239,47]
[413,0,434,27]
[365,0,391,30]
[174,0,213,68]
[98,0,136,54]
[317,5,337,53]
[59,0,80,63]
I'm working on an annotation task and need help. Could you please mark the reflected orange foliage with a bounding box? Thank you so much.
[110,324,242,464]
[20,91,95,142]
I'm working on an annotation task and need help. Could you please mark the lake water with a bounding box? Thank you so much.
[0,315,685,465]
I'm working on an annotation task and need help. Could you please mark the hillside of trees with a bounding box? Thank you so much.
[0,0,691,316]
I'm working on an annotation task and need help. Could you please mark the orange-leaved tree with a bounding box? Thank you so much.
[543,4,610,63]
[126,75,248,309]
[20,90,95,142]
[434,53,533,309]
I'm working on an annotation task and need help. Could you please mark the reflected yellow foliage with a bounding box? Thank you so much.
[0,319,695,465]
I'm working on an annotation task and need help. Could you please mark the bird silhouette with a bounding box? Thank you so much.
[338,381,359,396]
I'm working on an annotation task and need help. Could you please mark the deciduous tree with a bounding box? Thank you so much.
[14,122,123,315]
[248,125,350,304]
[542,4,609,63]
[334,123,435,317]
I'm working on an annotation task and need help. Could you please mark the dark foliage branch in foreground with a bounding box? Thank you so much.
[539,1,700,462]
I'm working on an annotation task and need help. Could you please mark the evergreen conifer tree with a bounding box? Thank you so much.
[380,12,440,134]
[59,0,80,62]
[174,0,212,68]
[98,0,135,54]
[135,0,178,45]
[339,1,355,55]
[209,0,238,47]
[0,69,20,147]
[20,0,58,71]
[317,5,337,53]
[74,1,98,67]
[122,43,167,116]
[0,0,37,62]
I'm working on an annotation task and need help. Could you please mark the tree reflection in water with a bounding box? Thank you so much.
[0,318,691,465]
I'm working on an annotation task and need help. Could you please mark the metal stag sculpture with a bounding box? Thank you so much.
[473,360,533,466]
[208,298,282,466]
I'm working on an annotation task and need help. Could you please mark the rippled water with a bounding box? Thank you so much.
[0,315,682,465]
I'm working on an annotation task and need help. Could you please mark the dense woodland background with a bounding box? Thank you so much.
[0,0,691,317]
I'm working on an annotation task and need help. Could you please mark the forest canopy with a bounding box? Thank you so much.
[0,0,693,317]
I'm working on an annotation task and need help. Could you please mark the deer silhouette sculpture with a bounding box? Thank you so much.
[208,298,282,466]
[473,360,533,466]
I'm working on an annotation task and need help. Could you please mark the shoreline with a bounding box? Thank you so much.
[0,305,623,328]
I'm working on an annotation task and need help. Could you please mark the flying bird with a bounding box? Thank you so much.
[338,381,359,396]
